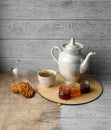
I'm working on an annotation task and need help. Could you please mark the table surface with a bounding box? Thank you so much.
[0,73,111,130]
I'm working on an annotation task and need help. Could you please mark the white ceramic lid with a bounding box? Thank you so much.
[66,37,83,50]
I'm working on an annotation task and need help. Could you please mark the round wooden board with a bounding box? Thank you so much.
[37,75,103,105]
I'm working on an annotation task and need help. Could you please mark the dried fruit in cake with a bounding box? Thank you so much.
[59,86,71,100]
[80,80,90,93]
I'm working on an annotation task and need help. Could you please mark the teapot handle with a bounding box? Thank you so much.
[51,46,62,64]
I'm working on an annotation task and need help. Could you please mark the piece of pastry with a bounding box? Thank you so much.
[11,82,20,93]
[11,82,35,98]
[11,82,27,93]
[19,84,35,98]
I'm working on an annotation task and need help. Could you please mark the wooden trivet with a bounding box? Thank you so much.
[37,75,103,105]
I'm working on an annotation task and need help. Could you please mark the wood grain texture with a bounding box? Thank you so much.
[0,39,110,74]
[0,73,60,130]
[0,39,110,58]
[60,93,111,117]
[0,0,111,74]
[0,0,111,130]
[0,73,111,130]
[0,0,111,19]
[0,57,111,74]
[57,118,111,130]
[0,20,111,39]
[57,75,111,130]
[0,57,58,73]
[37,75,103,105]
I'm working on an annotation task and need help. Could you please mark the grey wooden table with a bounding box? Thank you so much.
[0,73,60,130]
[0,0,111,129]
[57,75,111,130]
[0,73,110,130]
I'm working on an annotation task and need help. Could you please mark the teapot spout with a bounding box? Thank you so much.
[80,51,96,74]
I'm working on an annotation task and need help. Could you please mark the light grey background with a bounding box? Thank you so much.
[0,1,111,130]
[0,0,110,75]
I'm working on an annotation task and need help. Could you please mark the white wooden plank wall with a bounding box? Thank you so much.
[0,0,111,74]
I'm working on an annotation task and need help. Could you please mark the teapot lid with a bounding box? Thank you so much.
[66,37,83,50]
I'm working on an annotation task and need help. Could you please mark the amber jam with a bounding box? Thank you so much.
[71,84,81,97]
[59,84,81,100]
[58,81,90,100]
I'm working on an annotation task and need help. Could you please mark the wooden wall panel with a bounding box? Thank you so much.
[0,57,110,75]
[0,0,111,19]
[0,40,110,59]
[0,0,110,74]
[0,20,111,39]
[0,57,57,73]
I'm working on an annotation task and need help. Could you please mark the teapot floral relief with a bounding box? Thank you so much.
[51,38,96,84]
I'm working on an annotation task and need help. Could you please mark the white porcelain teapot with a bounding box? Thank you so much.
[51,38,96,84]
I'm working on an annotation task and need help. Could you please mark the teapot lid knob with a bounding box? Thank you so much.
[70,37,75,45]
[66,37,78,50]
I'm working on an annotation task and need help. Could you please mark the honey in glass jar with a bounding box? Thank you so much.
[71,84,81,97]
